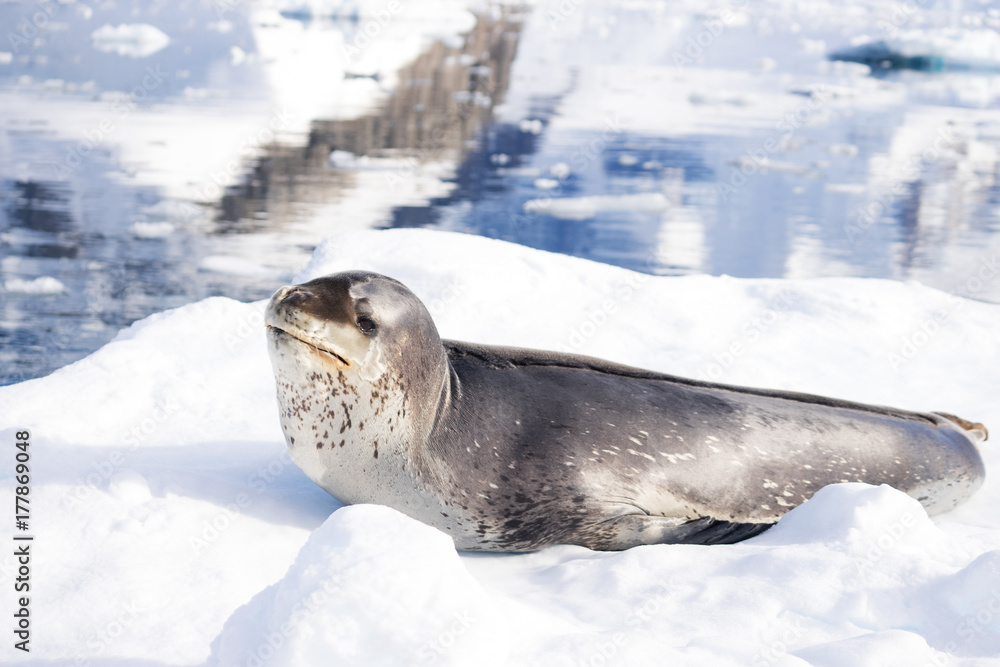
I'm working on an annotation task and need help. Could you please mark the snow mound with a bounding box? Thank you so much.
[794,630,939,667]
[754,482,940,547]
[210,504,506,667]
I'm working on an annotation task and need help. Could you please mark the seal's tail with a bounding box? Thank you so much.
[933,412,989,444]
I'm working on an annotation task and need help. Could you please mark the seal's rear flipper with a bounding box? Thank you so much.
[933,412,989,443]
[593,514,773,549]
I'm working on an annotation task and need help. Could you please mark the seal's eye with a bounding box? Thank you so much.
[357,316,377,334]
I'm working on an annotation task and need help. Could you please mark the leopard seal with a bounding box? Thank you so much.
[264,271,987,552]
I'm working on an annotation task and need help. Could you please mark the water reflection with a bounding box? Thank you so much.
[216,8,524,228]
[0,5,527,384]
[396,83,1000,297]
[8,181,75,236]
[4,0,1000,388]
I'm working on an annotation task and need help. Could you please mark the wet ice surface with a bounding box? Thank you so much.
[3,0,1000,386]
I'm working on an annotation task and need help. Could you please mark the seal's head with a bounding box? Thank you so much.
[264,271,451,502]
[266,272,436,374]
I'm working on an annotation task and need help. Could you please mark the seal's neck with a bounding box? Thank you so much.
[269,335,450,508]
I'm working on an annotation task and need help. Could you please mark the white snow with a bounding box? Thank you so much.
[89,24,172,59]
[2,228,999,665]
[211,504,507,667]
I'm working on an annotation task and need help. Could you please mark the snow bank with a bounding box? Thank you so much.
[1,228,999,665]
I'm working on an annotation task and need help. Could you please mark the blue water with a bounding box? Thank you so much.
[4,0,1000,385]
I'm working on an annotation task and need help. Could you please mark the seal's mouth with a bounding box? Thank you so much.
[266,325,352,367]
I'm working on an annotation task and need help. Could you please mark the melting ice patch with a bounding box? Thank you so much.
[3,276,67,295]
[523,193,670,220]
[129,222,176,239]
[90,24,171,59]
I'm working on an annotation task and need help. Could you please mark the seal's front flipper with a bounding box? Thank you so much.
[592,514,773,550]
[670,516,774,544]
